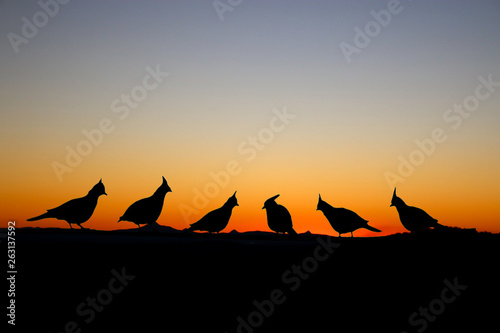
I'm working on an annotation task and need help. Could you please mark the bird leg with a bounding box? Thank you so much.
[351,232,353,237]
[78,224,87,230]
[68,223,73,229]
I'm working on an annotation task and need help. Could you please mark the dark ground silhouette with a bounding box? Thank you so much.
[11,227,500,333]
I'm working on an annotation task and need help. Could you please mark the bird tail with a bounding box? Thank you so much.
[184,225,195,233]
[27,212,52,221]
[434,222,448,230]
[364,224,381,233]
[288,227,298,236]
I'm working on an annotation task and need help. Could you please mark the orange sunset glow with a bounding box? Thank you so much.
[1,1,499,236]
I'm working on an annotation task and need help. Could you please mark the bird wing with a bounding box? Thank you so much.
[338,208,368,223]
[120,197,150,220]
[409,206,438,223]
[323,208,367,233]
[46,197,85,218]
[277,205,291,219]
[193,208,221,226]
[277,205,293,229]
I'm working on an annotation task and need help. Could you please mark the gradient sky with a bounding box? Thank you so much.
[1,0,499,236]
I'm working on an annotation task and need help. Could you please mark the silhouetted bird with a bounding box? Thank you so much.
[317,194,380,237]
[27,179,107,229]
[186,191,238,233]
[390,188,443,232]
[118,177,172,228]
[263,194,297,235]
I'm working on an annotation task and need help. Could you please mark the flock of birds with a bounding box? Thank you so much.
[27,177,446,236]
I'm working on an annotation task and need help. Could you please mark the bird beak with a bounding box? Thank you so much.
[390,204,393,207]
[236,203,239,206]
[104,192,107,196]
[262,206,265,210]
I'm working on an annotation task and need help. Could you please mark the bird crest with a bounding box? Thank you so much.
[224,191,239,208]
[390,188,405,207]
[316,194,329,211]
[263,194,280,209]
[90,179,107,196]
[159,176,172,193]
